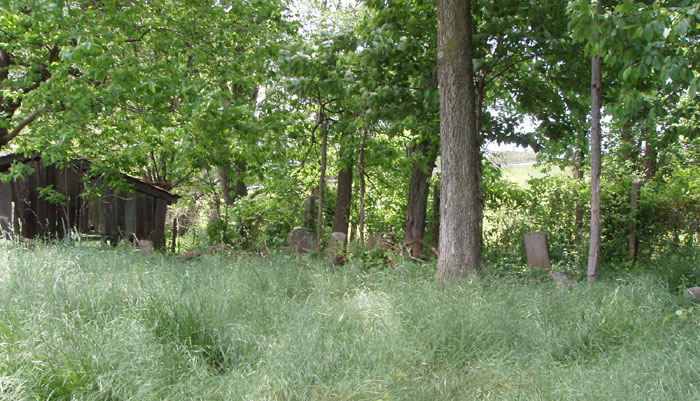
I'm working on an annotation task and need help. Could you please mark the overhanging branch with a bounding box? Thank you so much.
[0,106,47,146]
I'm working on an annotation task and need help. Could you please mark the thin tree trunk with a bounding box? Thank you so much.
[643,138,657,182]
[358,128,368,245]
[404,140,437,256]
[437,0,481,280]
[171,217,178,253]
[218,167,233,206]
[587,1,604,283]
[628,178,642,260]
[317,114,328,244]
[573,149,585,236]
[431,182,440,246]
[332,133,354,235]
[233,160,248,199]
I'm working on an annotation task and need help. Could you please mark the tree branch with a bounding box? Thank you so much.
[0,106,47,146]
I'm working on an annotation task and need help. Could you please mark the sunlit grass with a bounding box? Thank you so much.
[501,163,571,188]
[1,241,699,400]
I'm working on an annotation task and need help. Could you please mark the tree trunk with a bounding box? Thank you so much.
[431,182,440,246]
[218,167,233,206]
[358,128,368,245]
[332,133,354,235]
[233,159,248,199]
[628,178,642,260]
[171,217,178,253]
[404,140,437,256]
[317,114,329,244]
[437,0,481,279]
[587,1,604,283]
[643,138,657,182]
[573,149,585,236]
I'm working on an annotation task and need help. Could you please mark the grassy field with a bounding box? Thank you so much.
[1,242,699,400]
[500,163,571,188]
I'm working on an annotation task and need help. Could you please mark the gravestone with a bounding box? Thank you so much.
[328,232,347,256]
[685,287,700,301]
[524,231,551,269]
[287,228,315,253]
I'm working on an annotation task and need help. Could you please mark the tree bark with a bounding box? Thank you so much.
[573,149,585,236]
[358,128,368,245]
[317,113,329,244]
[431,182,440,246]
[171,217,178,253]
[437,0,481,279]
[404,140,437,256]
[628,178,642,260]
[587,1,604,283]
[218,167,233,206]
[332,133,354,235]
[643,138,657,182]
[233,159,247,199]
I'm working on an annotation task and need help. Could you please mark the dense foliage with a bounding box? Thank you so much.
[1,0,698,278]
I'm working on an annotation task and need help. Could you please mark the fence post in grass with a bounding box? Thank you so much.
[524,231,551,270]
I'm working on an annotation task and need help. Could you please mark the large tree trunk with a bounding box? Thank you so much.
[437,0,481,279]
[332,133,354,235]
[404,140,437,256]
[587,1,604,283]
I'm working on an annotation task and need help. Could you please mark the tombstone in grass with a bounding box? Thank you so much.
[685,287,700,301]
[328,231,347,265]
[524,231,551,270]
[328,232,346,255]
[287,228,315,253]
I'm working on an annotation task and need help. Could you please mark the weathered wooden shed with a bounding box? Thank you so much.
[0,154,178,249]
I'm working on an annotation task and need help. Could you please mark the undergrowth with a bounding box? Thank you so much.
[0,242,699,400]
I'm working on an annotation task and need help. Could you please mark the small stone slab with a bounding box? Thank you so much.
[287,228,315,253]
[524,231,551,269]
[328,231,347,256]
[685,287,700,301]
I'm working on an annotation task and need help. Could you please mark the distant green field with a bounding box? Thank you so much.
[501,162,571,188]
[1,243,699,400]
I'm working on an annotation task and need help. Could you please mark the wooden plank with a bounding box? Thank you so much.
[124,192,141,239]
[0,180,12,235]
[152,198,167,250]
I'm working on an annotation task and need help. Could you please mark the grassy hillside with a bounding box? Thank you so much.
[1,243,699,400]
[498,163,571,189]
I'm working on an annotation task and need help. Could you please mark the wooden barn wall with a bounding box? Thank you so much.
[0,180,12,235]
[85,181,167,248]
[1,159,173,248]
[5,161,84,239]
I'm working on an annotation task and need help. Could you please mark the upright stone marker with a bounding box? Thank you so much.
[524,231,551,269]
[287,228,315,253]
[328,232,347,256]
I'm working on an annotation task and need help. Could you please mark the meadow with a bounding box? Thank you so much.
[1,242,699,400]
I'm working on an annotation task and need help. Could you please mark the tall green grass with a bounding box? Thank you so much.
[1,242,699,400]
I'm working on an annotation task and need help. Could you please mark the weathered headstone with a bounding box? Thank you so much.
[524,231,551,269]
[366,232,382,250]
[328,232,347,255]
[685,287,700,301]
[287,228,315,253]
